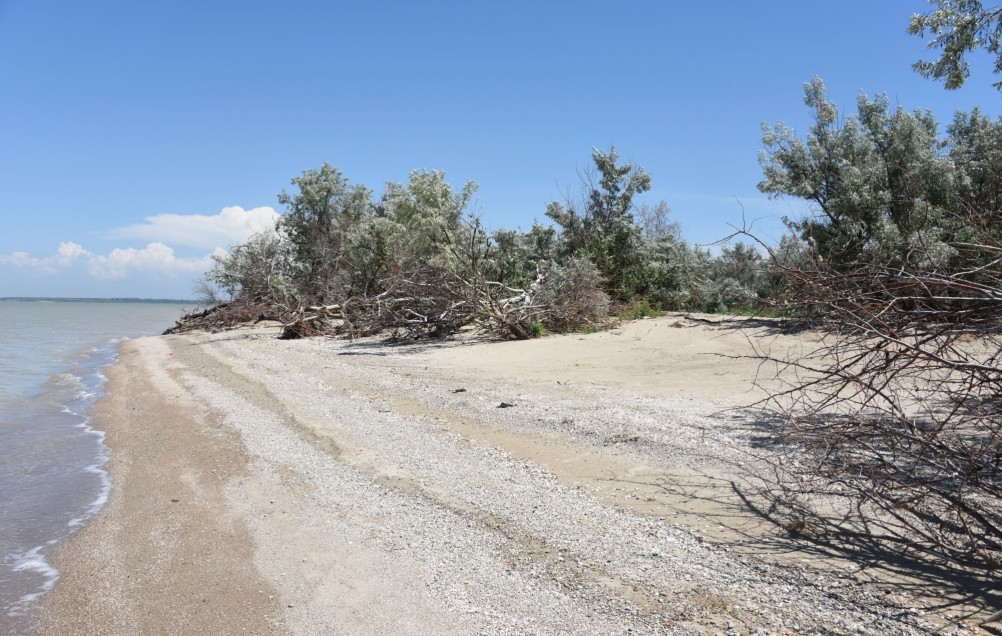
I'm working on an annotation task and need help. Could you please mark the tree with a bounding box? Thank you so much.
[276,163,373,302]
[379,170,478,269]
[483,222,557,292]
[636,200,681,242]
[546,145,653,298]
[165,231,299,333]
[205,231,296,308]
[909,1,1002,90]
[759,77,958,271]
[703,242,765,313]
[947,107,1002,223]
[714,242,763,291]
[336,170,483,338]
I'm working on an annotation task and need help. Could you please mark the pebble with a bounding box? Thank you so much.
[177,331,956,635]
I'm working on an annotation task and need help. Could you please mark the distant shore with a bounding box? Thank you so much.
[36,317,987,634]
[0,297,195,304]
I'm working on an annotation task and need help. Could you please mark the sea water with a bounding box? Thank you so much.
[0,299,191,631]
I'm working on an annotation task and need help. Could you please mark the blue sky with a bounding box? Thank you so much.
[1,1,999,299]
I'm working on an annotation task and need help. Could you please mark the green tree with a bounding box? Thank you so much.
[276,163,373,301]
[483,222,556,290]
[205,231,297,310]
[378,169,478,270]
[947,107,1002,225]
[636,200,680,242]
[759,77,958,271]
[546,145,653,298]
[909,1,1002,90]
[642,238,711,311]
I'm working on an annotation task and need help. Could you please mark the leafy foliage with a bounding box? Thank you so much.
[186,146,768,339]
[206,232,297,310]
[909,1,1002,90]
[546,146,654,299]
[277,163,373,301]
[759,78,961,272]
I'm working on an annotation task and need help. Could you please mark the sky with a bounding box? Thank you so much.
[1,1,1000,299]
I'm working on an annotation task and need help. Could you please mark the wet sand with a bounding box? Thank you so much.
[38,337,281,634]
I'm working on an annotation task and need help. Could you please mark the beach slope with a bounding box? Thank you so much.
[37,317,961,634]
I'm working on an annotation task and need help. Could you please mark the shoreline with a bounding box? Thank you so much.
[2,329,133,629]
[0,300,197,632]
[37,336,282,635]
[34,318,994,634]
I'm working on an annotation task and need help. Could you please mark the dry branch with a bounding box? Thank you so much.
[749,241,1002,570]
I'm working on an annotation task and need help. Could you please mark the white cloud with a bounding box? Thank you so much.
[87,242,216,279]
[0,242,92,273]
[1,242,218,280]
[105,205,280,249]
[0,251,43,268]
[56,241,93,264]
[1,204,276,290]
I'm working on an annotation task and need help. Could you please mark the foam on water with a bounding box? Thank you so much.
[69,456,113,528]
[1,343,115,618]
[4,546,59,618]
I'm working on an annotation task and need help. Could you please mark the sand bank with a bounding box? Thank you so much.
[36,316,990,634]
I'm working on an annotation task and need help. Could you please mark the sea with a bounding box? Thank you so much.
[0,298,192,632]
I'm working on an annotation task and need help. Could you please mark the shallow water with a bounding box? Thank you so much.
[0,299,191,630]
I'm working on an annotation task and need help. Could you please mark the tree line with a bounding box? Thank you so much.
[184,76,1002,345]
[185,146,771,339]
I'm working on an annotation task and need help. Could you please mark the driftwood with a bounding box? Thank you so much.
[164,299,282,335]
[278,304,345,339]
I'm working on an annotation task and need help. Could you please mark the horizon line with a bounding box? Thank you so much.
[0,296,197,303]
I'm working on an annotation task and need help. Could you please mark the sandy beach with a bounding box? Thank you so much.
[34,316,996,635]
